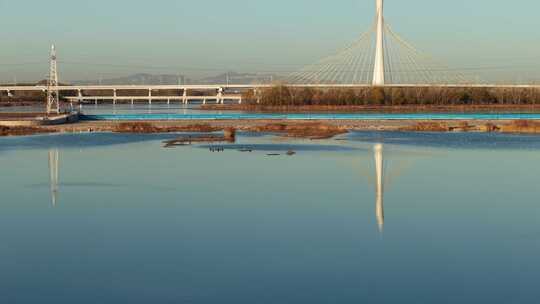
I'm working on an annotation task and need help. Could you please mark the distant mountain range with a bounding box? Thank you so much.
[73,74,191,85]
[72,72,281,85]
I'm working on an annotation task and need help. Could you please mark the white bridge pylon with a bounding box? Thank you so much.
[289,0,468,85]
[373,0,385,86]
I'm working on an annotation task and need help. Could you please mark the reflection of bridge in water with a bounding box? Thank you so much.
[362,142,413,234]
[43,140,402,229]
[48,149,59,207]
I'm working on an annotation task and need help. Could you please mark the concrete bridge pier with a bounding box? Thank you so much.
[217,87,224,104]
[148,89,153,105]
[182,89,188,105]
[113,89,117,105]
[255,88,261,104]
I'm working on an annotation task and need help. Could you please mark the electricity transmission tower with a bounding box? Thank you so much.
[46,45,60,114]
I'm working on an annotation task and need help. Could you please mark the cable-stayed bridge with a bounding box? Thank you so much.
[1,0,539,113]
[289,0,468,85]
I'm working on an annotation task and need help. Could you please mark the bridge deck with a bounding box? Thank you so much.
[64,96,242,100]
[3,84,540,93]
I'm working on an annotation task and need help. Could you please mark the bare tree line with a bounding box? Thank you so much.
[242,86,540,106]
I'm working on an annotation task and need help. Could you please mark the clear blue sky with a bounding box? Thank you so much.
[0,0,539,82]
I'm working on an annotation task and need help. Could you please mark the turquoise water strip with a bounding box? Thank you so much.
[80,113,540,121]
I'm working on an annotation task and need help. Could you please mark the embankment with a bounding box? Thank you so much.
[0,125,56,136]
[200,104,540,113]
[3,119,540,137]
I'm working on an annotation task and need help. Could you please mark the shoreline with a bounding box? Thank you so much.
[3,102,540,113]
[199,104,540,113]
[2,119,540,138]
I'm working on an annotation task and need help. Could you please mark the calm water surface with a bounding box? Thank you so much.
[1,132,539,303]
[0,103,237,115]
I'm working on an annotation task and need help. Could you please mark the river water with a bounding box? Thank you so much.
[0,103,235,115]
[1,131,539,303]
[5,103,540,120]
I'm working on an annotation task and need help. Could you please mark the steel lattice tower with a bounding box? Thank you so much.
[46,45,60,114]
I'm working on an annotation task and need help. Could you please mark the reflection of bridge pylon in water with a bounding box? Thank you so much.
[352,142,417,233]
[48,149,59,207]
[374,144,384,233]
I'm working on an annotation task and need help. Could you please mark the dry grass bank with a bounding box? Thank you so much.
[201,104,540,114]
[246,123,348,139]
[0,125,54,136]
[112,122,220,133]
[501,120,540,133]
